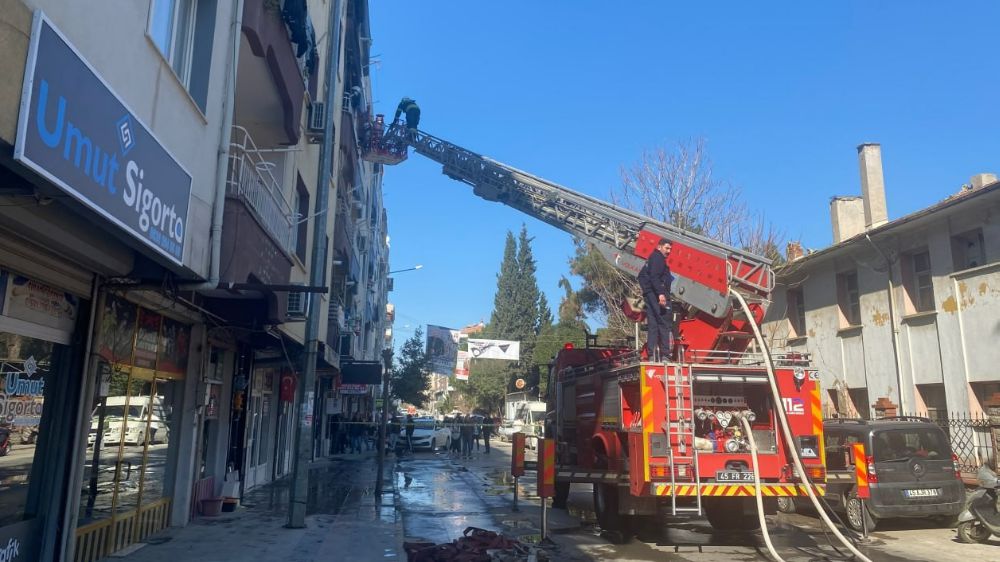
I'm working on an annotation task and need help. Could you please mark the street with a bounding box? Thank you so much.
[396,439,999,561]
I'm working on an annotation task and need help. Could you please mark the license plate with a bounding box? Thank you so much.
[716,471,755,482]
[904,488,940,498]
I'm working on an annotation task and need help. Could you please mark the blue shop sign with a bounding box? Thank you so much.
[14,12,192,265]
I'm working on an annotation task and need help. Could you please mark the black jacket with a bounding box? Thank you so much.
[638,248,671,298]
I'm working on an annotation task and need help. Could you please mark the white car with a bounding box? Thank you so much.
[402,417,451,450]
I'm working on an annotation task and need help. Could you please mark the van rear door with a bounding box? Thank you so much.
[871,427,961,504]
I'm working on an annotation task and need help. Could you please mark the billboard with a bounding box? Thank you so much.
[425,325,461,376]
[14,13,192,265]
[454,350,470,381]
[467,338,520,361]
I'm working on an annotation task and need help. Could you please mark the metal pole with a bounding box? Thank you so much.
[860,498,869,541]
[287,0,344,529]
[375,349,392,496]
[513,476,519,512]
[541,497,548,540]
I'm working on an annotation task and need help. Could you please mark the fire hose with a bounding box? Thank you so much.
[731,290,873,562]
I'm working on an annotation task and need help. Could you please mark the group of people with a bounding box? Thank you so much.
[448,414,494,459]
[328,412,377,455]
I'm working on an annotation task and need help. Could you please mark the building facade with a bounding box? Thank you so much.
[762,144,1000,467]
[0,0,387,560]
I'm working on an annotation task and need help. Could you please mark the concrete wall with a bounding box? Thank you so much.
[765,189,1000,417]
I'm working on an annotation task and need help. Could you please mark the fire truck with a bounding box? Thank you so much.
[367,116,826,533]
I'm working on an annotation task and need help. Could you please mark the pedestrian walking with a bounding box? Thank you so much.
[482,415,493,454]
[637,237,673,361]
[450,415,461,454]
[388,414,400,454]
[404,414,415,454]
[460,413,474,459]
[354,413,368,454]
[473,416,482,451]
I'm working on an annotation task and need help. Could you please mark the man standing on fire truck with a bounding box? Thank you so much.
[638,238,673,360]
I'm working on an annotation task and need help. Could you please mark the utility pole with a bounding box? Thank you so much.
[374,348,393,497]
[287,0,344,529]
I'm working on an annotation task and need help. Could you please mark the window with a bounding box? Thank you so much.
[150,0,197,85]
[951,228,986,271]
[293,179,309,262]
[902,249,934,313]
[787,288,806,337]
[148,0,216,111]
[836,271,861,326]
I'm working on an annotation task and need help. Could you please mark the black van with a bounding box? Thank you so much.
[780,417,965,531]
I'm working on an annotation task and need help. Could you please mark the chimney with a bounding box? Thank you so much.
[857,143,889,229]
[786,241,804,261]
[970,173,998,191]
[830,196,865,243]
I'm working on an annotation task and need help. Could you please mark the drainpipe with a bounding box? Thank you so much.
[182,0,244,290]
[865,233,906,413]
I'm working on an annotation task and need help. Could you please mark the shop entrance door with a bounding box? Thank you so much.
[244,368,273,490]
[76,298,189,562]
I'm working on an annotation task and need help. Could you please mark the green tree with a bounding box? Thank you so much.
[538,292,553,333]
[463,226,546,412]
[391,328,430,408]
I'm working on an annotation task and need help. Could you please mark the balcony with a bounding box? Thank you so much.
[216,127,294,323]
[227,126,296,254]
[239,0,316,145]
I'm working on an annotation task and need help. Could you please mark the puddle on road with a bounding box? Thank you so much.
[500,519,536,530]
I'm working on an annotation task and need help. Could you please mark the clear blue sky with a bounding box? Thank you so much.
[369,1,1000,344]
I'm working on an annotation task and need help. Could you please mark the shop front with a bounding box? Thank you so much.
[0,269,89,562]
[74,294,193,561]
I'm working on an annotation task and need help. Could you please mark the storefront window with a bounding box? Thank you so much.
[0,332,58,527]
[78,295,189,534]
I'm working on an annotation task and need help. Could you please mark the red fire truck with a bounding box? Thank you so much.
[368,114,826,533]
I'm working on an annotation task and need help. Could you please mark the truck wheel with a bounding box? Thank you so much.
[957,520,991,543]
[776,496,796,514]
[704,498,760,531]
[553,481,570,509]
[593,483,631,540]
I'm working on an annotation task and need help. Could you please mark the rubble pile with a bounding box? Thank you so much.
[404,527,548,562]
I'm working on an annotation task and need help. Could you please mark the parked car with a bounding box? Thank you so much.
[402,417,451,451]
[88,396,170,447]
[778,417,964,531]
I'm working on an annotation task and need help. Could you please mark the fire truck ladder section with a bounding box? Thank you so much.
[664,363,702,515]
[385,127,774,319]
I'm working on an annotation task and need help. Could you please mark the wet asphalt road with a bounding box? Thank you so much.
[393,441,997,561]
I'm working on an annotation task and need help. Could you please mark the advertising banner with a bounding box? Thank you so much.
[3,273,78,332]
[467,338,520,361]
[425,324,461,376]
[14,13,192,265]
[454,350,469,381]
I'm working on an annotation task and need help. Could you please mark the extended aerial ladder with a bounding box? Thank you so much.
[364,122,775,358]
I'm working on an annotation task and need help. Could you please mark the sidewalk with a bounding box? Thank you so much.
[106,451,402,561]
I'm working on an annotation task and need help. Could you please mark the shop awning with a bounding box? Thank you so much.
[340,361,382,384]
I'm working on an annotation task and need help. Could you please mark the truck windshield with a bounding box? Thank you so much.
[873,428,949,462]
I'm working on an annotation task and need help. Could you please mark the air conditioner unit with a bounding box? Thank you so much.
[306,103,325,143]
[308,102,326,132]
[286,291,310,318]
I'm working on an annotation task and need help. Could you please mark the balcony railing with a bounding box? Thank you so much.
[227,126,295,254]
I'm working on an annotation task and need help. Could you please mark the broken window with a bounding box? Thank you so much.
[836,271,861,326]
[787,288,806,337]
[902,249,934,313]
[951,228,986,271]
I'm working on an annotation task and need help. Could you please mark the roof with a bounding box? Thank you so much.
[780,180,1000,271]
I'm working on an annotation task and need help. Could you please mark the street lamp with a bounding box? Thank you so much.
[389,264,423,274]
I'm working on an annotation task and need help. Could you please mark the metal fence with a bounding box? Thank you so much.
[932,413,995,475]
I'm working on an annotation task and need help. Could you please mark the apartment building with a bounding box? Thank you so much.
[0,0,387,559]
[763,144,1000,425]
